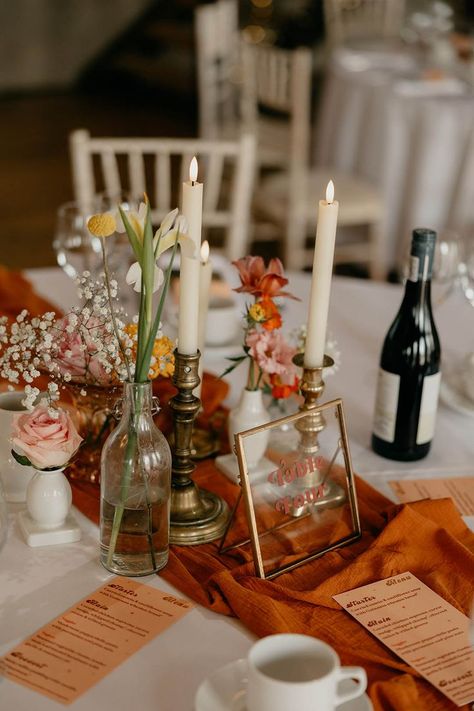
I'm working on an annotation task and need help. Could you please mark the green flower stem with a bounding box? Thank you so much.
[136,236,178,382]
[135,288,146,374]
[106,384,156,571]
[106,424,136,568]
[103,207,179,570]
[136,431,157,571]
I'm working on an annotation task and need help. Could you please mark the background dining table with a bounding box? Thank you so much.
[1,266,473,710]
[315,44,474,275]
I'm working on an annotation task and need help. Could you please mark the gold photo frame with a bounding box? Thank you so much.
[219,399,361,580]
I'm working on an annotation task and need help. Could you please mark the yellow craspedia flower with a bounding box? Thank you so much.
[248,302,266,322]
[124,324,175,379]
[87,213,117,237]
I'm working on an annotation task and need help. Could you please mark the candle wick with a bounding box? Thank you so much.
[191,181,195,187]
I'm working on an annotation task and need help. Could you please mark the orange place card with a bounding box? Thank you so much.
[334,571,474,707]
[389,477,474,516]
[0,578,193,705]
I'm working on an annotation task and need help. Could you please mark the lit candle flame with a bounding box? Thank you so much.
[189,156,198,183]
[326,180,334,204]
[200,240,210,264]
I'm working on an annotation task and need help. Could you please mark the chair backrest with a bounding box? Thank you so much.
[195,0,240,139]
[240,41,312,176]
[323,0,406,45]
[69,130,256,261]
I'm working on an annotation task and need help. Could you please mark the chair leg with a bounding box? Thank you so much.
[284,213,307,270]
[367,220,386,281]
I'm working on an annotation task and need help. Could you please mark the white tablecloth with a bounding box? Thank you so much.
[1,268,473,710]
[315,47,474,273]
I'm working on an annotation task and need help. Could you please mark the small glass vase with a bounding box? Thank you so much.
[100,381,171,576]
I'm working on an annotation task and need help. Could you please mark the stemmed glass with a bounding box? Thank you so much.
[53,200,103,280]
[460,234,474,308]
[439,232,474,414]
[431,229,463,306]
[53,194,141,317]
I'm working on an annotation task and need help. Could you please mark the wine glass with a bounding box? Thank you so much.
[431,229,463,306]
[460,233,474,308]
[439,232,474,414]
[53,195,140,317]
[53,199,103,280]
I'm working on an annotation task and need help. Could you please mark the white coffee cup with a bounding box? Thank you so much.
[205,297,240,347]
[0,391,36,502]
[246,634,367,711]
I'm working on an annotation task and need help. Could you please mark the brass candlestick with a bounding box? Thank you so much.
[169,349,229,545]
[289,352,344,516]
[293,352,334,461]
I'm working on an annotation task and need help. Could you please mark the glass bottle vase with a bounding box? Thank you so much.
[100,381,171,576]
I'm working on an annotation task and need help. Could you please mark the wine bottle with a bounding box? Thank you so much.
[372,228,441,461]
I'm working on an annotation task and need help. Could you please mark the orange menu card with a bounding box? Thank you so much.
[389,477,474,516]
[334,571,474,706]
[0,578,193,705]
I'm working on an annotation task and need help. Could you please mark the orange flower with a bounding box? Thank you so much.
[259,297,282,331]
[124,324,175,379]
[270,374,299,400]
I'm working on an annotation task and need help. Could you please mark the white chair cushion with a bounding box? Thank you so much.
[254,169,383,225]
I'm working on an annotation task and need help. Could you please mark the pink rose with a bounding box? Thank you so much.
[246,329,297,381]
[12,405,82,469]
[53,314,112,384]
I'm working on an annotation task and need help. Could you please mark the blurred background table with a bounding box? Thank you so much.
[315,44,474,275]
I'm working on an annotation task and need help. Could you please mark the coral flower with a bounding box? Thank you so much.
[232,256,296,299]
[259,297,282,331]
[270,374,299,399]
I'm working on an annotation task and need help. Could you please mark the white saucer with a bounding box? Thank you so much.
[195,659,373,711]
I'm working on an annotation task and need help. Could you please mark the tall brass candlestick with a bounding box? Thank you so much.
[293,352,334,462]
[169,349,229,545]
[290,352,344,517]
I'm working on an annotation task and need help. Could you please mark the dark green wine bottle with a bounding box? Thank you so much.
[372,228,441,461]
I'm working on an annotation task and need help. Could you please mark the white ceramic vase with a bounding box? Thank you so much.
[0,391,35,502]
[26,467,72,529]
[228,389,270,468]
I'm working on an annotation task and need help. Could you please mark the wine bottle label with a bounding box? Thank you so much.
[416,371,441,444]
[373,369,400,443]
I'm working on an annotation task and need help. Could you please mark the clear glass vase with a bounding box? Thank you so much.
[100,381,171,576]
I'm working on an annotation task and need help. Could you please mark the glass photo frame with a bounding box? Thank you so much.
[219,398,361,579]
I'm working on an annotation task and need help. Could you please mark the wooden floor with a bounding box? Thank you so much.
[0,91,194,269]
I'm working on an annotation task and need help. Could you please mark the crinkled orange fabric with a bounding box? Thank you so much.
[70,458,474,711]
[0,266,60,323]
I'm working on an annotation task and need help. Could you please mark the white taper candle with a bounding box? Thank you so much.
[304,180,339,368]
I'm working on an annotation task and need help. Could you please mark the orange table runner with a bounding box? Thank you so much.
[70,461,474,711]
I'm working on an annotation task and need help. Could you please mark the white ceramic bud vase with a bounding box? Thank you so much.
[19,467,81,547]
[228,388,270,468]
